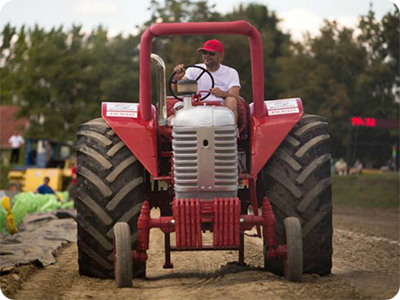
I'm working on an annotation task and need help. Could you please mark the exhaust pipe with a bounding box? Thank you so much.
[151,53,167,126]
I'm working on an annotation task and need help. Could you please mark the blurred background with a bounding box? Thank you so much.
[0,0,398,190]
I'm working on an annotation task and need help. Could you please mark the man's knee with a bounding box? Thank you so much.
[224,97,238,122]
[224,97,237,110]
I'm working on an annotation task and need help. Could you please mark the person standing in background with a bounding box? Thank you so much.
[8,133,24,164]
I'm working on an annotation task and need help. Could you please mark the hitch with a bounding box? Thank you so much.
[132,197,286,267]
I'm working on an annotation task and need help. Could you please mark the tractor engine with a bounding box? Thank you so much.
[172,106,238,199]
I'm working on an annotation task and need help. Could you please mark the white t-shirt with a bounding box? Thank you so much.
[8,135,24,149]
[185,64,241,102]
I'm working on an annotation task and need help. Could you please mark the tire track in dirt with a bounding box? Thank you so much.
[10,245,79,300]
[332,210,400,300]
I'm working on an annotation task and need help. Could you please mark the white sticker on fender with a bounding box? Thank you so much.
[266,99,298,110]
[268,108,300,116]
[106,111,138,118]
[106,103,138,112]
[105,102,138,118]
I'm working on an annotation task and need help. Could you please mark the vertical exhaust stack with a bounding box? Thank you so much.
[151,54,168,126]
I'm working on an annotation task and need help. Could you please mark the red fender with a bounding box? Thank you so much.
[101,102,159,177]
[249,98,304,176]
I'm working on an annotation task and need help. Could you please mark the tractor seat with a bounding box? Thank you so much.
[166,96,249,138]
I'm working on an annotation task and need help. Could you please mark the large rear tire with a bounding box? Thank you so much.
[260,114,333,276]
[76,118,146,279]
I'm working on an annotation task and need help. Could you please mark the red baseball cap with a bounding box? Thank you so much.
[197,39,224,54]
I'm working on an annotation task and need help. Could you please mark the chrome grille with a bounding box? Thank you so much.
[173,129,198,188]
[173,126,238,199]
[215,129,238,187]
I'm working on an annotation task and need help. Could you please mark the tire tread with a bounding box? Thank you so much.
[261,114,333,276]
[76,118,145,279]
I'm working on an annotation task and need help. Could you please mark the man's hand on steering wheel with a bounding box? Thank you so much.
[173,64,186,81]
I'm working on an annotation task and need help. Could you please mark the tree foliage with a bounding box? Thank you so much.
[0,1,398,165]
[1,24,140,141]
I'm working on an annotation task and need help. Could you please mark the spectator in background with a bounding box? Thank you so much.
[350,159,363,175]
[8,133,24,164]
[334,157,348,176]
[36,177,64,203]
[380,159,394,173]
[36,177,55,195]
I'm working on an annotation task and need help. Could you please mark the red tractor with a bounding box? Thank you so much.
[76,21,333,288]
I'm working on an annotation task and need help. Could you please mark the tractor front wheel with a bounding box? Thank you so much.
[114,222,133,288]
[283,217,303,282]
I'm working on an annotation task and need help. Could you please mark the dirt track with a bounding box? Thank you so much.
[2,205,399,300]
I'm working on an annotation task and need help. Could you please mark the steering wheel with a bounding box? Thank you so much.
[168,65,215,101]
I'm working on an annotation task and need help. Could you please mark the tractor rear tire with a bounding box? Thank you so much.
[283,217,303,282]
[259,114,333,276]
[76,118,146,279]
[114,222,133,288]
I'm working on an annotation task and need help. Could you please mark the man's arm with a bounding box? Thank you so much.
[210,86,240,100]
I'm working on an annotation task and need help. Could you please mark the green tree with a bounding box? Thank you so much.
[358,6,399,119]
[278,21,367,155]
[1,25,141,142]
[223,4,291,100]
[382,10,400,162]
[1,24,19,104]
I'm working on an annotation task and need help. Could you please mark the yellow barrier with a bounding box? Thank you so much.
[1,196,18,234]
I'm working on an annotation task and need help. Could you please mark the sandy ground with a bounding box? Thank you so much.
[1,205,399,300]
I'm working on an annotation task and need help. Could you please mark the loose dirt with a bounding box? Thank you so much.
[2,205,399,300]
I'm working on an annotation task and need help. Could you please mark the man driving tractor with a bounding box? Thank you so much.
[172,39,241,122]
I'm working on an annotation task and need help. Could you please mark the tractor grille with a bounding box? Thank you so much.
[173,126,238,199]
[173,129,198,188]
[214,129,238,188]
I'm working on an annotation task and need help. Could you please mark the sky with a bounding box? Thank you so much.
[0,0,398,41]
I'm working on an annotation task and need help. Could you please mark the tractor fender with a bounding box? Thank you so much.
[101,102,158,177]
[249,98,304,176]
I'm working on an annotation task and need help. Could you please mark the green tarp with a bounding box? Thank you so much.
[0,205,7,235]
[0,192,74,234]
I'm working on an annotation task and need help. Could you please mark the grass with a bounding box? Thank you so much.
[332,172,400,209]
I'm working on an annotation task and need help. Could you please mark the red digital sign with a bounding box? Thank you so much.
[351,117,376,127]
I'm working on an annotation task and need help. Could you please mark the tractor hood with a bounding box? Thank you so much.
[173,106,236,128]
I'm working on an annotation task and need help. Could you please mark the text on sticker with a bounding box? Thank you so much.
[268,108,300,116]
[106,103,138,112]
[266,99,298,110]
[106,111,138,118]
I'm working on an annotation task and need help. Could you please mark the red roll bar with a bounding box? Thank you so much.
[139,20,266,120]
